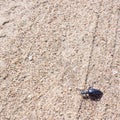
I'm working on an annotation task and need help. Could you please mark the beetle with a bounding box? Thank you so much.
[81,87,103,101]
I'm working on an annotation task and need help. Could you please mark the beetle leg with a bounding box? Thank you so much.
[88,86,92,90]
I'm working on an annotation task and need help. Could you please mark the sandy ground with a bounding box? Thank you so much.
[0,0,120,120]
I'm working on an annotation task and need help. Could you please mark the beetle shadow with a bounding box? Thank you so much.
[89,93,103,101]
[82,93,103,101]
[82,95,89,100]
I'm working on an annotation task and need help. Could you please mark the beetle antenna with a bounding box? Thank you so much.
[76,88,82,91]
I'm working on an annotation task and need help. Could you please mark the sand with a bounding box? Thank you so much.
[0,0,120,120]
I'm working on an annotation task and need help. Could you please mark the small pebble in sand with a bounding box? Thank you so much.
[28,55,33,61]
[112,69,118,75]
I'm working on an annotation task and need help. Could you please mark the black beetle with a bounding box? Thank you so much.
[81,87,103,101]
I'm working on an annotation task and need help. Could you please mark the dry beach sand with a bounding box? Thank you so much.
[0,0,120,120]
